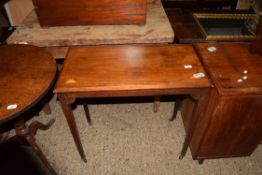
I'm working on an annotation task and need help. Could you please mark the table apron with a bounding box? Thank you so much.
[57,87,210,104]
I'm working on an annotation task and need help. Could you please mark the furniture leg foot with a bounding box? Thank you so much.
[198,159,204,164]
[179,143,187,160]
[179,155,184,160]
[82,156,87,163]
[153,96,160,112]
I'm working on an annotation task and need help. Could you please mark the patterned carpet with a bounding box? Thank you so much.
[32,96,262,175]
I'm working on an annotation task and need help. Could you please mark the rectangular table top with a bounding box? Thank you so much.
[195,43,262,95]
[7,0,174,47]
[54,45,211,96]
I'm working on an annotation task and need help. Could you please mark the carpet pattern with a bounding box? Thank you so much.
[33,97,262,175]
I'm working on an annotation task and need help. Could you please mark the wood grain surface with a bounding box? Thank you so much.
[54,44,211,95]
[0,45,57,123]
[54,44,211,161]
[7,0,174,47]
[194,43,262,95]
[184,42,262,160]
[32,0,147,26]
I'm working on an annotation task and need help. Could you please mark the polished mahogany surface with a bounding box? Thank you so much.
[32,0,147,26]
[195,43,262,95]
[54,44,211,95]
[0,44,57,123]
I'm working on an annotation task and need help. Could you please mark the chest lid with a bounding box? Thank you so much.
[195,43,262,95]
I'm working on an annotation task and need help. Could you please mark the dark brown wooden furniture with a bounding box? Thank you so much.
[181,43,262,161]
[161,0,237,9]
[32,0,147,26]
[199,0,237,9]
[0,44,57,175]
[250,15,262,54]
[166,9,204,43]
[54,44,211,161]
[166,9,257,43]
[161,0,198,8]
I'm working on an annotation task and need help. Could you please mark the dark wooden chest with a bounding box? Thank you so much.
[32,0,147,27]
[182,43,262,160]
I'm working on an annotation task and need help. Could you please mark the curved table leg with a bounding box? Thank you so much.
[29,118,55,135]
[13,119,57,175]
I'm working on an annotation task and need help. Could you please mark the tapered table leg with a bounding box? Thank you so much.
[179,91,209,160]
[83,99,92,125]
[59,97,87,162]
[169,98,182,121]
[179,99,198,159]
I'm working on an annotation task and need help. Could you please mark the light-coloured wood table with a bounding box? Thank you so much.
[7,0,174,59]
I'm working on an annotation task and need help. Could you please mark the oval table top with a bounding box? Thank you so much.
[0,44,57,124]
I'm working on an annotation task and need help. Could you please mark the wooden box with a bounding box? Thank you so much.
[182,43,262,160]
[32,0,147,27]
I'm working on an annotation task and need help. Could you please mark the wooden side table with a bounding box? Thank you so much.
[0,44,57,175]
[182,43,262,161]
[54,44,212,161]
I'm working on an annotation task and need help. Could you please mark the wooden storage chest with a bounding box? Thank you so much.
[32,0,147,27]
[182,43,262,160]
